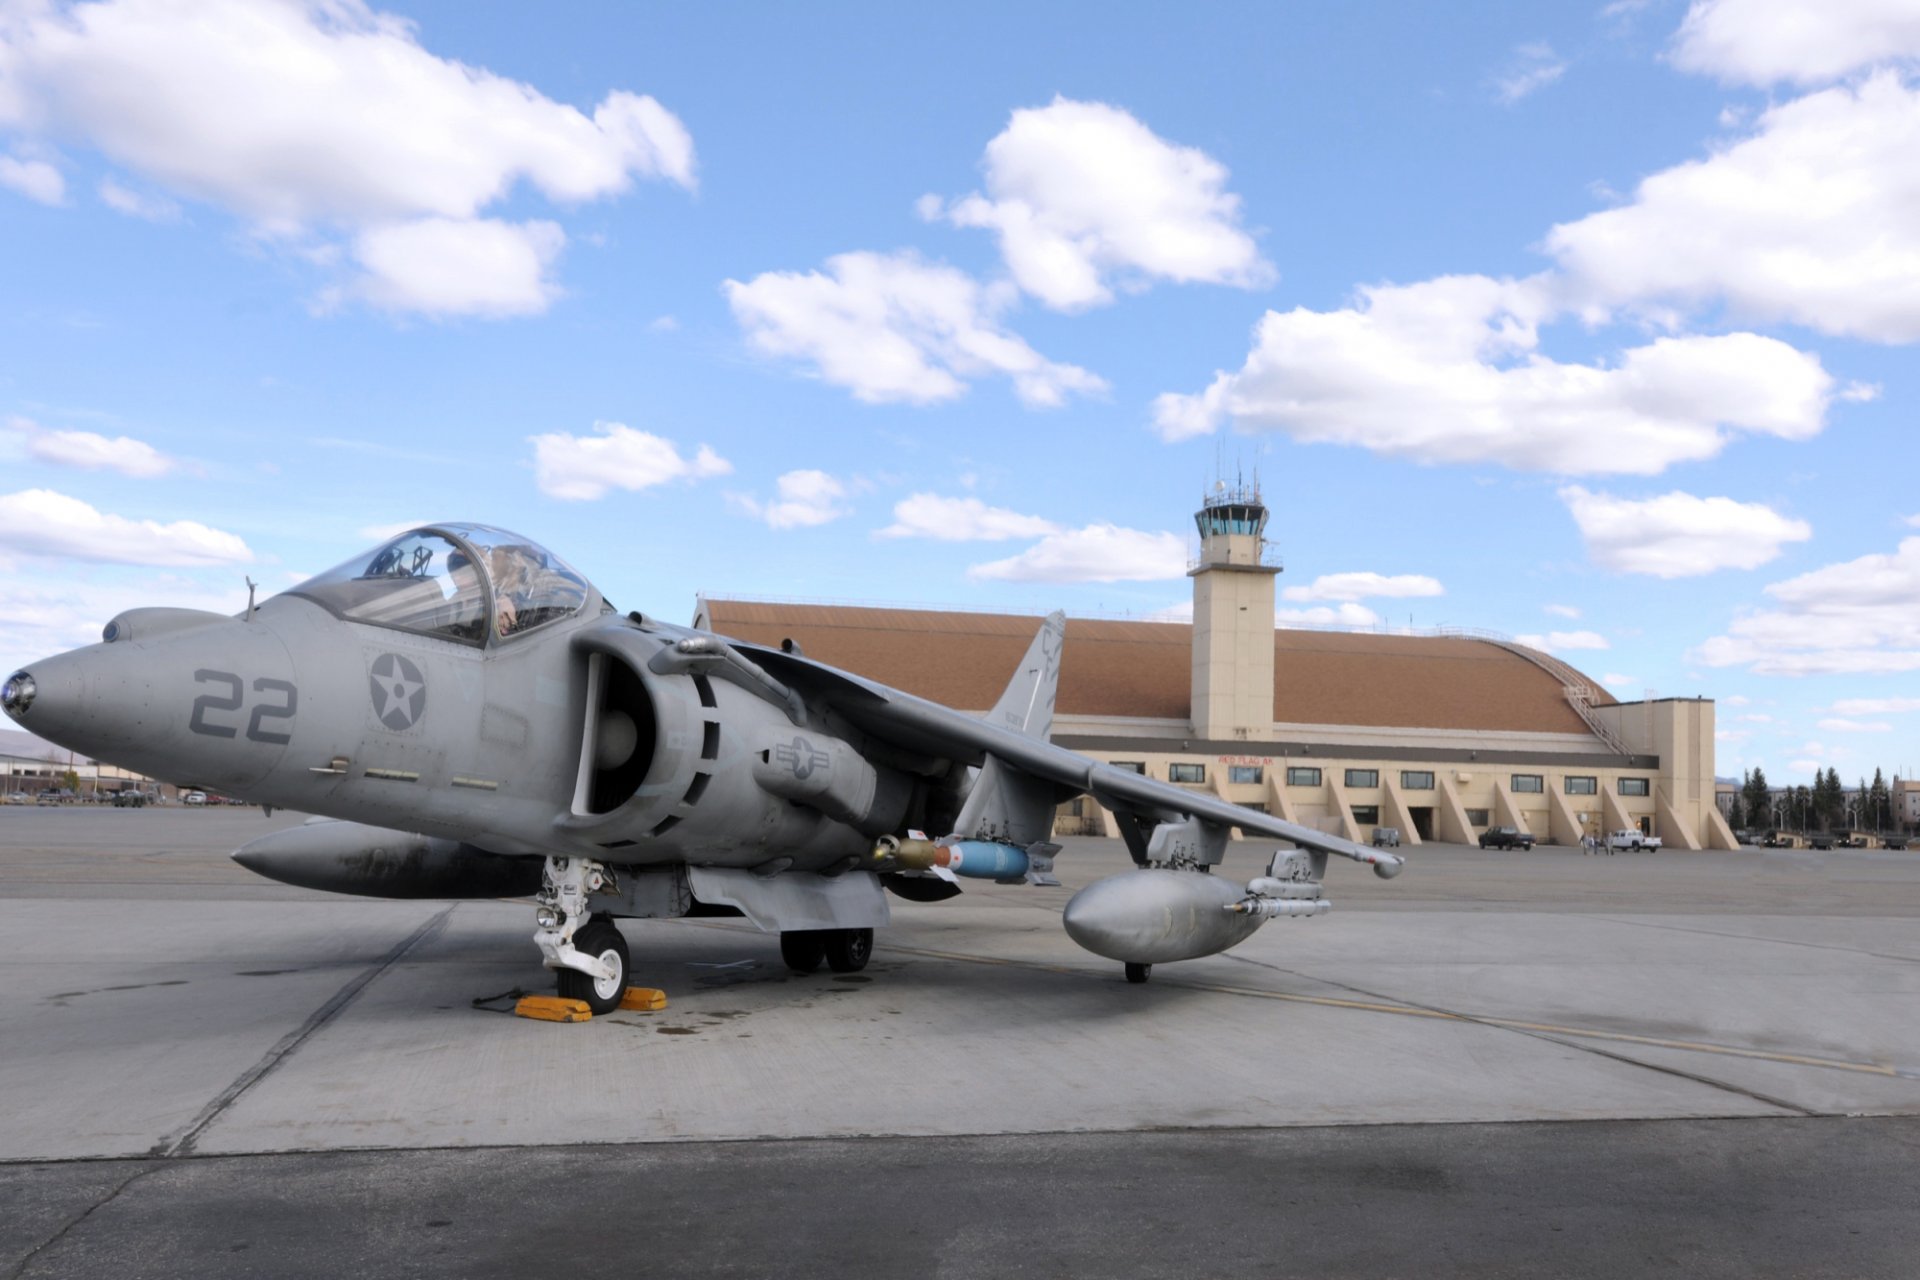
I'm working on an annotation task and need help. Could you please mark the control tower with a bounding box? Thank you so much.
[1189,477,1282,741]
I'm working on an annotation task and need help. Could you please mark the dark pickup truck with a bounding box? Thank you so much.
[1479,826,1536,850]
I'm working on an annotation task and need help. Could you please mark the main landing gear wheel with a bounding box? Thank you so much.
[1124,962,1152,984]
[780,930,828,974]
[825,928,873,973]
[558,919,629,1015]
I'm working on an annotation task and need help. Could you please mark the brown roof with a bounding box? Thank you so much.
[701,600,1610,736]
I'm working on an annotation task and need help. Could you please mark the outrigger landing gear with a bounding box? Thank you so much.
[780,928,873,975]
[1124,962,1152,984]
[535,855,629,1015]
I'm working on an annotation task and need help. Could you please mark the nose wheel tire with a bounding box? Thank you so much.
[558,919,629,1016]
[824,928,873,973]
[1124,962,1152,984]
[780,930,828,973]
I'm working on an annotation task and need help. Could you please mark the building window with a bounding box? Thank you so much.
[1400,770,1435,790]
[1351,805,1381,824]
[1228,765,1264,785]
[1169,763,1206,784]
[1564,776,1598,796]
[1465,808,1491,826]
[1618,777,1650,797]
[1237,802,1268,815]
[1110,761,1146,774]
[1286,766,1322,787]
[1511,774,1543,794]
[1345,769,1379,789]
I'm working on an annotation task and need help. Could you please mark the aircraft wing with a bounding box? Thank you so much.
[734,639,1403,876]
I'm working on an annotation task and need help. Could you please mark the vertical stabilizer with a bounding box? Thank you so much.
[986,611,1064,740]
[953,612,1068,872]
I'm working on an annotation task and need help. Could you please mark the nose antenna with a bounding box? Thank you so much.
[245,576,258,622]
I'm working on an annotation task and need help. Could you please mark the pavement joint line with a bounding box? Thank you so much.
[870,937,1904,1084]
[4,1163,160,1280]
[154,904,456,1159]
[1587,913,1920,966]
[1216,955,1826,1118]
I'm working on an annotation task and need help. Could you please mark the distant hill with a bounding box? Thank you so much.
[0,728,66,762]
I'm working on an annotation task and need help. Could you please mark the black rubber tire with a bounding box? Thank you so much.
[557,919,629,1016]
[1125,962,1152,984]
[780,930,827,973]
[824,928,873,973]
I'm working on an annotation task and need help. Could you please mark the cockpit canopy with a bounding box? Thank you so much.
[286,523,592,646]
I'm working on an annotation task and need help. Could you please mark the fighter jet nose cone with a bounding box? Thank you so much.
[1,670,36,721]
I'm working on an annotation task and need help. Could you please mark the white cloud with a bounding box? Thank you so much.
[96,176,177,221]
[1723,693,1751,705]
[1692,536,1920,674]
[1817,717,1893,732]
[0,153,63,203]
[1281,572,1443,602]
[1153,274,1841,473]
[1496,42,1568,104]
[20,424,174,477]
[1544,603,1583,619]
[0,0,693,316]
[1788,758,1822,774]
[1546,73,1920,343]
[0,489,251,565]
[928,97,1272,311]
[1560,486,1812,577]
[1669,0,1920,85]
[529,423,730,501]
[347,217,565,318]
[877,493,1060,541]
[1275,602,1382,628]
[1831,696,1920,714]
[1904,513,1920,527]
[1603,672,1641,689]
[967,524,1187,583]
[724,250,1106,408]
[0,571,248,661]
[734,470,850,530]
[1514,630,1611,653]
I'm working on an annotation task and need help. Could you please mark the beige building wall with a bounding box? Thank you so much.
[1059,746,1714,849]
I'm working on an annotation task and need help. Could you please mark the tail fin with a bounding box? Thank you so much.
[986,610,1064,740]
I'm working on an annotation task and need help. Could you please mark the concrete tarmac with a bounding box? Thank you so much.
[3,807,1918,1277]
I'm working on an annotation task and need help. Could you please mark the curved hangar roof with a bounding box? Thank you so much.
[700,601,1613,737]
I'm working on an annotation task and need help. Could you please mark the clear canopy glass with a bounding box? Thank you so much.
[286,524,591,645]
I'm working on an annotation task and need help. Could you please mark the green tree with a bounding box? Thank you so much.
[1725,793,1745,829]
[1792,784,1813,830]
[1742,766,1771,827]
[1870,768,1889,830]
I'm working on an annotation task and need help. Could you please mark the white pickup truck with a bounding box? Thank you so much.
[1606,828,1662,852]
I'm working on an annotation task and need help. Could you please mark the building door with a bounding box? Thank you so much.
[1409,807,1434,841]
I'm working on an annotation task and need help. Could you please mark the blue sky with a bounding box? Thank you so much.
[3,0,1918,788]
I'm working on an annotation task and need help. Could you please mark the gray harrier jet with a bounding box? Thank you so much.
[2,523,1401,1011]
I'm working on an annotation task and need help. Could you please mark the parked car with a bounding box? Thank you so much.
[1885,835,1910,851]
[2,792,28,805]
[181,790,207,805]
[1371,827,1401,848]
[110,790,148,807]
[1479,826,1535,850]
[35,788,73,806]
[1606,829,1662,852]
[1807,832,1835,850]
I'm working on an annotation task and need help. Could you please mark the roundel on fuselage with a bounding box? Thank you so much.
[369,652,427,730]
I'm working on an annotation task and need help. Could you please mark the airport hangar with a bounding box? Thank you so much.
[697,485,1737,854]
